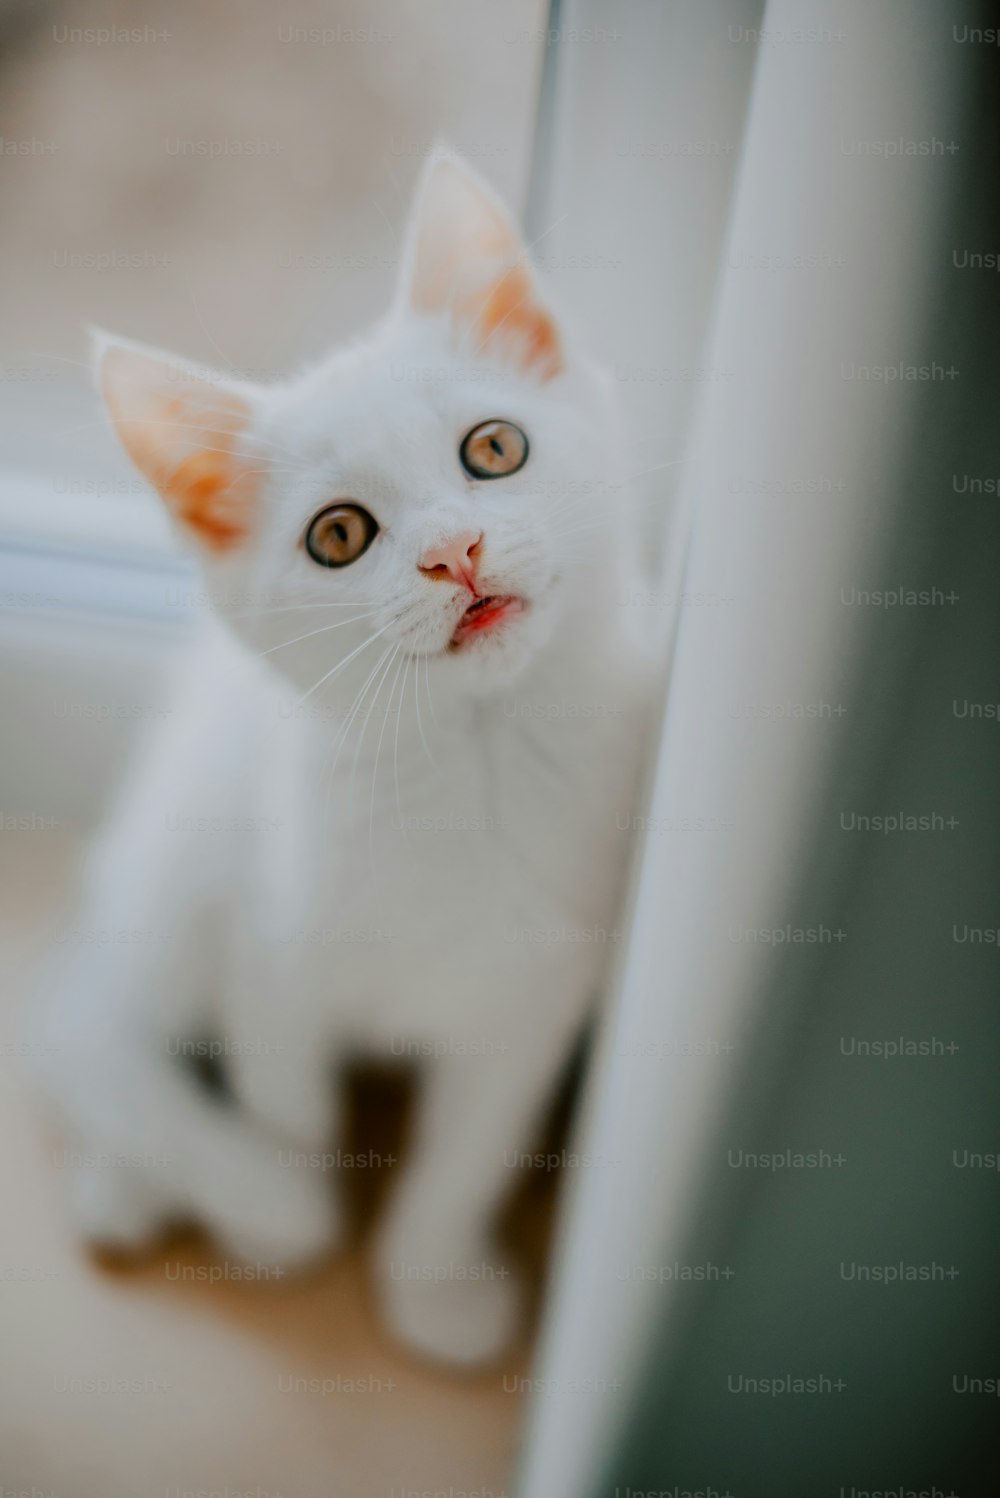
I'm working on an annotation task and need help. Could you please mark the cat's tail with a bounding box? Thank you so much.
[31,980,336,1269]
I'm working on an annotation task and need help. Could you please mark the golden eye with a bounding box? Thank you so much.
[459,420,529,480]
[305,504,378,568]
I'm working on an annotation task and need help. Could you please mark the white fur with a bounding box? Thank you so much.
[35,151,654,1366]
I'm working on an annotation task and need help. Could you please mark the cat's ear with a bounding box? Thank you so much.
[398,146,562,381]
[94,332,262,554]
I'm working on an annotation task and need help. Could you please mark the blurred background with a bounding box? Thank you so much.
[0,0,539,369]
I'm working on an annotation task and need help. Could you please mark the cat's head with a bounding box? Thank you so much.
[97,148,623,698]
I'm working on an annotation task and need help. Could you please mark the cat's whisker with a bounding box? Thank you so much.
[467,210,568,340]
[257,610,381,656]
[392,652,411,823]
[412,642,436,770]
[231,599,384,620]
[549,518,618,541]
[423,646,442,733]
[616,457,689,485]
[322,640,396,826]
[369,193,402,251]
[188,286,243,380]
[544,479,674,538]
[541,488,625,526]
[215,615,390,772]
[369,645,407,854]
[544,499,600,529]
[45,405,267,447]
[349,642,400,816]
[210,466,279,512]
[470,289,532,360]
[291,619,394,712]
[49,414,311,474]
[25,348,99,375]
[117,401,311,468]
[543,480,647,520]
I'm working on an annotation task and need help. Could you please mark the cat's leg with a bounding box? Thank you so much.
[205,779,354,1255]
[37,936,339,1271]
[63,1134,176,1252]
[219,915,338,1147]
[373,1003,584,1366]
[225,1033,338,1155]
[37,914,198,1253]
[221,964,348,1257]
[166,916,347,1268]
[55,1022,339,1270]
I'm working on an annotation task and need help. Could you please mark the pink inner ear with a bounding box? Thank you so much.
[161,446,255,553]
[408,157,563,381]
[465,263,562,381]
[101,349,258,554]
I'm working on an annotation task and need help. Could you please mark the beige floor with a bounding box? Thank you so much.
[0,832,559,1497]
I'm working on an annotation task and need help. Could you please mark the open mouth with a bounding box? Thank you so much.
[450,594,525,649]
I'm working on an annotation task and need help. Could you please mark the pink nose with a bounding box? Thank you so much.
[418,530,483,592]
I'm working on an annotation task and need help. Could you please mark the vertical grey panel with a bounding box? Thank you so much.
[593,2,1000,1494]
[521,1,994,1496]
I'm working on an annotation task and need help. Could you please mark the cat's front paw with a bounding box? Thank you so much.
[209,1163,344,1274]
[375,1240,523,1367]
[69,1162,175,1256]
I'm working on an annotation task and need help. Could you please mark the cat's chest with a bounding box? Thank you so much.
[319,712,600,907]
[300,761,620,1043]
[292,700,639,972]
[247,648,649,1039]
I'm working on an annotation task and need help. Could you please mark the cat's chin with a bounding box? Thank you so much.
[431,599,555,694]
[448,594,526,651]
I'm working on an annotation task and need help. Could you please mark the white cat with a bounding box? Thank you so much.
[35,149,653,1366]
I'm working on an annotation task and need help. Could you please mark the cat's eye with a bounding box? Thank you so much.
[459,420,529,480]
[305,504,379,568]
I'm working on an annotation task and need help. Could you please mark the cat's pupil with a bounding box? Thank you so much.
[458,419,528,480]
[305,502,376,568]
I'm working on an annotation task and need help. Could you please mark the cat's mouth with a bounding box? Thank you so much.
[449,594,525,649]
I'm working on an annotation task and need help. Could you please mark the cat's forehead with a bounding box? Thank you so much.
[265,325,538,467]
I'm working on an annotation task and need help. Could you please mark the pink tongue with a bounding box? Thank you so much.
[452,595,521,644]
